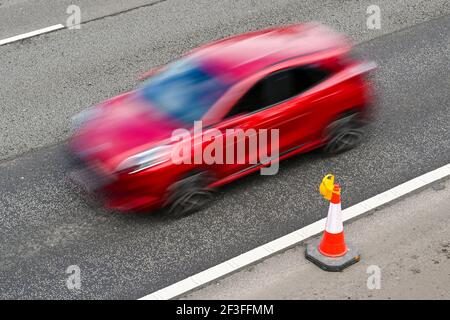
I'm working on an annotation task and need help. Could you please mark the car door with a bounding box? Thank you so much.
[212,67,315,178]
[273,64,332,150]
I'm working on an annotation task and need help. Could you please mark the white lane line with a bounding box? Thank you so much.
[0,24,65,46]
[140,163,450,300]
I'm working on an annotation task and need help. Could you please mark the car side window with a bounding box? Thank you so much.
[291,64,329,94]
[227,65,329,118]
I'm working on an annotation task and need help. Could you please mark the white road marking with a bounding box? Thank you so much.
[140,163,450,300]
[0,24,65,46]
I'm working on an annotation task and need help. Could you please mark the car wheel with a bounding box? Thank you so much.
[166,171,214,218]
[323,112,365,155]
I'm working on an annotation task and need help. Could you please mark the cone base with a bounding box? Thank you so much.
[305,239,360,272]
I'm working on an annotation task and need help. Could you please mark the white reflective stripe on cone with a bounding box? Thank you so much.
[325,202,343,234]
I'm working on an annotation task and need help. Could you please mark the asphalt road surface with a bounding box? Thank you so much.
[183,179,450,300]
[1,1,449,299]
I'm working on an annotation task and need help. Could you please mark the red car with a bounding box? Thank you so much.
[68,22,376,216]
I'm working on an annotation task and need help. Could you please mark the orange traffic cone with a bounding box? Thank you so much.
[318,184,348,257]
[305,176,360,271]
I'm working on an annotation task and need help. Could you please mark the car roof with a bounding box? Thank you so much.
[188,22,351,81]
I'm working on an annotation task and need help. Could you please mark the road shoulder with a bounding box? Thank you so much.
[182,177,450,300]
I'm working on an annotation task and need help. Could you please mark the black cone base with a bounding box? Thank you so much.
[305,239,360,272]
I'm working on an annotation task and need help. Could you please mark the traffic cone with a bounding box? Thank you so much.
[318,184,347,257]
[305,177,360,271]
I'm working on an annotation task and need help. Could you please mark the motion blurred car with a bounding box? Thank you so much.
[68,22,376,217]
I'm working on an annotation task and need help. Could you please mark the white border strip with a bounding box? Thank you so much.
[0,24,65,46]
[140,163,450,300]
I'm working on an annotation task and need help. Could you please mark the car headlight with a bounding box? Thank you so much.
[116,145,172,174]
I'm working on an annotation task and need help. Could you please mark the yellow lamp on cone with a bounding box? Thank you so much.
[319,174,335,201]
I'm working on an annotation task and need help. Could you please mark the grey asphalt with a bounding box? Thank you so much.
[1,0,449,162]
[183,178,450,300]
[0,0,165,39]
[0,1,449,299]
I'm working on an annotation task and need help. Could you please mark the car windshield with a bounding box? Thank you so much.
[140,58,230,124]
